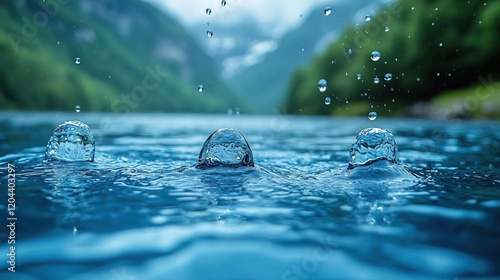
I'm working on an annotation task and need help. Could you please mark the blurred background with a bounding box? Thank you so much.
[1,0,499,118]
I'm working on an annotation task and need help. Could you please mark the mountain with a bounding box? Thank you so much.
[227,0,384,114]
[283,0,500,118]
[0,0,247,113]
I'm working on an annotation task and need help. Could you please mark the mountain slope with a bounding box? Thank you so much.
[0,0,246,112]
[283,0,500,117]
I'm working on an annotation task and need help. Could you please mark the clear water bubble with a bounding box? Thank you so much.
[368,111,377,121]
[206,8,212,15]
[384,26,390,32]
[365,15,371,21]
[75,57,81,64]
[318,79,327,92]
[75,105,81,113]
[324,7,332,16]
[357,73,362,80]
[221,0,226,7]
[325,97,331,105]
[207,30,213,37]
[45,120,95,162]
[196,128,254,168]
[384,73,392,81]
[371,51,381,61]
[373,76,380,84]
[198,85,204,92]
[348,128,398,169]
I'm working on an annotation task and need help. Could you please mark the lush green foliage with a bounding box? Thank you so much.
[283,0,500,117]
[0,0,246,113]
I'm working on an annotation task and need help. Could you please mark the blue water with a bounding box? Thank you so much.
[0,112,499,279]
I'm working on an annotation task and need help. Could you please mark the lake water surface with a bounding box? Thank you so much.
[0,112,499,279]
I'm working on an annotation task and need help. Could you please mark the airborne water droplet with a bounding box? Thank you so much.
[357,73,361,80]
[325,97,331,105]
[371,51,381,61]
[75,105,81,113]
[368,111,377,121]
[324,7,332,16]
[75,57,81,64]
[198,85,204,92]
[384,73,392,81]
[373,76,380,84]
[365,15,371,21]
[206,8,212,15]
[221,0,226,7]
[318,79,327,92]
[384,26,390,32]
[207,30,213,37]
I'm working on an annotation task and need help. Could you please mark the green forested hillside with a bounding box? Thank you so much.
[0,0,246,112]
[283,0,500,118]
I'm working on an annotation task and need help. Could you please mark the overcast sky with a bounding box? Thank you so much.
[148,0,336,36]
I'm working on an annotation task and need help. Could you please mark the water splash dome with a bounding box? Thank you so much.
[348,127,398,169]
[197,128,254,168]
[44,120,95,162]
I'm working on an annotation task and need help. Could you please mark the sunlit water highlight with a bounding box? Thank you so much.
[0,112,499,279]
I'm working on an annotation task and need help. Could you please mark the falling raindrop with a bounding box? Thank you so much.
[348,48,352,54]
[384,26,390,32]
[324,7,332,16]
[318,79,327,92]
[384,73,392,81]
[207,30,213,37]
[357,73,361,80]
[368,111,377,121]
[75,57,81,64]
[206,8,212,15]
[325,97,331,105]
[439,42,443,47]
[373,76,380,84]
[370,51,381,61]
[365,15,372,21]
[75,105,81,113]
[198,85,204,92]
[221,0,226,7]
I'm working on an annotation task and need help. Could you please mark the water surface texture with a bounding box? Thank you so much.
[0,112,499,279]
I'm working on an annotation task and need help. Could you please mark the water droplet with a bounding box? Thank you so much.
[325,97,331,105]
[75,105,81,113]
[370,51,381,61]
[45,121,95,162]
[206,8,212,15]
[417,77,421,82]
[365,15,371,21]
[348,48,352,54]
[198,85,204,92]
[197,128,253,168]
[57,41,60,44]
[439,42,443,47]
[75,57,81,64]
[207,30,213,37]
[324,7,332,16]
[348,128,398,169]
[384,26,390,32]
[221,0,226,7]
[227,108,233,115]
[236,107,240,116]
[373,76,380,84]
[384,73,392,81]
[368,111,377,121]
[318,79,327,92]
[357,73,361,80]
